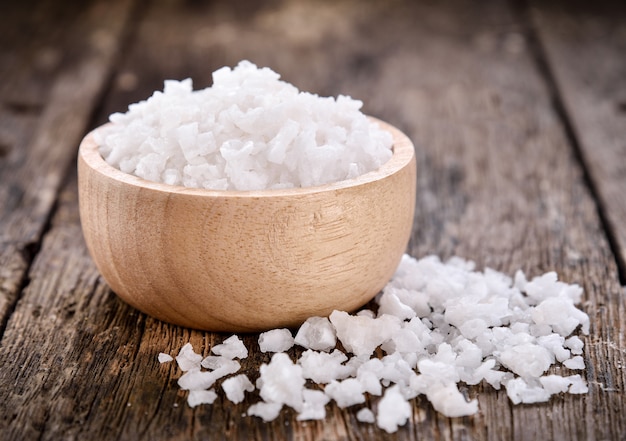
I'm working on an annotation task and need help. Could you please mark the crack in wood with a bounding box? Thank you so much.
[517,0,626,286]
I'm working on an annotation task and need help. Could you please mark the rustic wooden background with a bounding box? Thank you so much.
[1,0,625,439]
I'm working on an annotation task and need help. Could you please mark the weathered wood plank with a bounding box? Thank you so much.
[1,0,624,440]
[0,0,137,323]
[529,0,626,281]
[95,0,626,438]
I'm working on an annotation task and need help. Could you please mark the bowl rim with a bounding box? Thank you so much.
[79,117,415,198]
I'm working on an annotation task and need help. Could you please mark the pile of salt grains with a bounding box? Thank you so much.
[159,254,589,433]
[96,60,392,190]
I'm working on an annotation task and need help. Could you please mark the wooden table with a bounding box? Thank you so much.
[1,0,625,439]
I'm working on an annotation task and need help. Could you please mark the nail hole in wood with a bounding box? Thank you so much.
[4,100,43,115]
[0,143,10,158]
[617,101,626,113]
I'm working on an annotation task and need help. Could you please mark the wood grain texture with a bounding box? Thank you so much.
[529,0,626,280]
[0,0,136,321]
[0,0,624,440]
[77,120,416,331]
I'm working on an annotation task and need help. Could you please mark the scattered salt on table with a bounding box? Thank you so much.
[158,353,173,364]
[159,253,590,433]
[258,328,294,353]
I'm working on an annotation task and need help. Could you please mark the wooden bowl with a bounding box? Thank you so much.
[77,119,416,332]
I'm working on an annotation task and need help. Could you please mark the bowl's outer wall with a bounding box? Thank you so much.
[77,121,417,331]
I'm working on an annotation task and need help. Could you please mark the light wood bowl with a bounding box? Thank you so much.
[77,118,416,332]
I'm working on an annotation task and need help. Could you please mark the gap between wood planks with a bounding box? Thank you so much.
[515,0,626,286]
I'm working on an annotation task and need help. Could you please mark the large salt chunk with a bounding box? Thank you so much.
[257,353,305,412]
[324,378,366,408]
[294,317,337,352]
[504,378,551,404]
[176,343,202,372]
[376,385,411,433]
[563,355,585,370]
[537,334,570,362]
[525,272,584,304]
[445,296,510,329]
[330,311,401,357]
[532,297,590,336]
[178,370,219,391]
[222,374,255,404]
[211,335,248,359]
[566,374,589,394]
[259,328,294,353]
[383,326,426,355]
[296,389,330,421]
[247,401,283,422]
[539,375,572,394]
[498,343,553,378]
[200,356,241,378]
[356,407,376,424]
[299,349,351,383]
[187,389,218,408]
[377,287,417,320]
[565,336,585,355]
[426,383,479,417]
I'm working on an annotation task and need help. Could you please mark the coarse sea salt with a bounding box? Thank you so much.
[159,253,590,433]
[96,60,393,191]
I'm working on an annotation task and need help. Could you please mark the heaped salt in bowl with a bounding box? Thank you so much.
[96,60,393,191]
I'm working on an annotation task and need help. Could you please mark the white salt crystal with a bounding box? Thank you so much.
[330,311,401,357]
[532,297,589,336]
[296,389,330,421]
[187,389,218,407]
[176,343,202,372]
[458,318,489,340]
[379,353,417,388]
[357,369,382,396]
[377,287,417,320]
[563,355,585,370]
[444,296,510,329]
[454,339,483,369]
[178,369,219,391]
[383,327,425,355]
[247,401,283,422]
[417,357,460,385]
[356,407,376,423]
[299,349,351,384]
[200,355,239,372]
[537,334,571,362]
[539,375,572,394]
[566,375,589,394]
[211,335,248,359]
[257,353,305,411]
[565,336,584,355]
[324,378,366,408]
[258,328,294,353]
[498,343,553,378]
[356,309,376,318]
[294,317,336,352]
[158,353,173,363]
[426,383,478,417]
[222,374,255,404]
[377,386,411,433]
[504,378,551,404]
